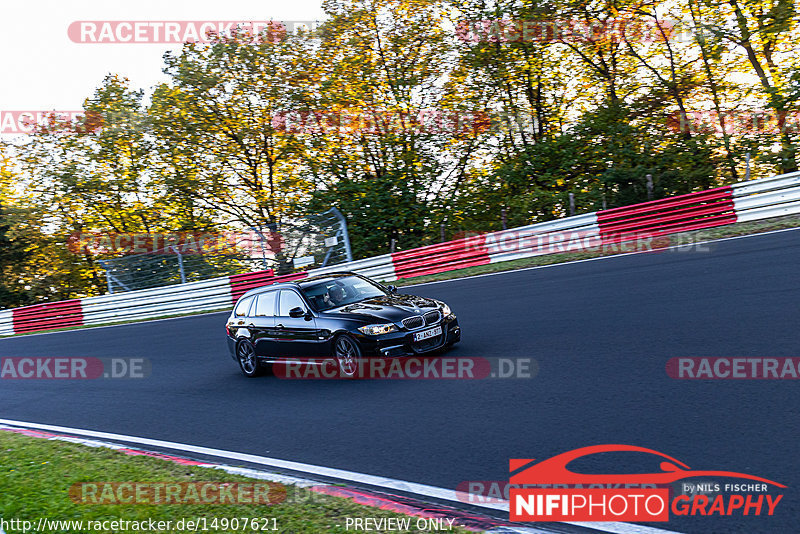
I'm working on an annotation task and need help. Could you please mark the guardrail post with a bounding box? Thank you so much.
[329,207,353,263]
[646,174,653,200]
[248,225,269,270]
[172,246,186,284]
[568,193,575,216]
[745,152,751,181]
[97,259,114,294]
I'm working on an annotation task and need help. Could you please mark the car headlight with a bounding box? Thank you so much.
[440,303,452,317]
[358,324,399,335]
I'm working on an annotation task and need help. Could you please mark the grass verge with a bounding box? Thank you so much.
[0,431,472,534]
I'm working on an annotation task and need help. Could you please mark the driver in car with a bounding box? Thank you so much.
[323,285,347,307]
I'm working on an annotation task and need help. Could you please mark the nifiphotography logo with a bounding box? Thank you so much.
[509,445,785,522]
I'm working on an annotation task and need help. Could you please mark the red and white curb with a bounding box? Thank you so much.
[0,419,681,534]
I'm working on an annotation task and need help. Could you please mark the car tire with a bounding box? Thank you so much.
[333,335,363,379]
[236,340,263,377]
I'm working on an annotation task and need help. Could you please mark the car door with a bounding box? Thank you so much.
[249,291,277,357]
[275,289,320,358]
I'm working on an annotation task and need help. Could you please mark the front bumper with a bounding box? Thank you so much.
[354,314,460,358]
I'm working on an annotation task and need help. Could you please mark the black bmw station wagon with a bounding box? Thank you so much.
[225,272,460,377]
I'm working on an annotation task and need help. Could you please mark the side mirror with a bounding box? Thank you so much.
[387,285,398,293]
[289,307,306,318]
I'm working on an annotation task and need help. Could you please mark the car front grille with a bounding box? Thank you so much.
[402,316,424,330]
[423,311,441,325]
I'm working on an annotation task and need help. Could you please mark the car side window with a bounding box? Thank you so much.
[234,296,254,317]
[254,291,277,317]
[278,290,306,316]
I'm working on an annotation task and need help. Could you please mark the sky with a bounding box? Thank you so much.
[1,0,327,112]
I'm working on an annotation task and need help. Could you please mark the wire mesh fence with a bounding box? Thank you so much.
[93,235,266,293]
[282,208,353,270]
[88,209,353,293]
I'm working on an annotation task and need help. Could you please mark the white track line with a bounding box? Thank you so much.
[0,418,477,506]
[0,418,680,534]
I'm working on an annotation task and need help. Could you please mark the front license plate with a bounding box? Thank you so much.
[413,326,442,342]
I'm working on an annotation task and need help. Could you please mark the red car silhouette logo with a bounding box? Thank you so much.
[510,444,785,487]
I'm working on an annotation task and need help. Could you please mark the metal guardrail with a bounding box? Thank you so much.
[731,171,800,196]
[7,300,83,335]
[485,212,600,264]
[4,171,800,336]
[733,171,800,222]
[391,234,490,279]
[0,309,14,336]
[597,186,737,239]
[79,276,234,326]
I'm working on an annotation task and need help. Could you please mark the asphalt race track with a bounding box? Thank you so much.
[2,229,799,534]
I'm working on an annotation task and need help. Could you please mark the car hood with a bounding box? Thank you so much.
[323,294,440,324]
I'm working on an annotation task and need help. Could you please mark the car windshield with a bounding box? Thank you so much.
[301,276,388,311]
